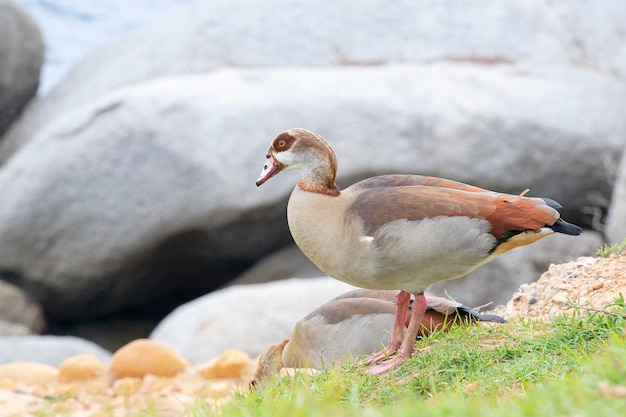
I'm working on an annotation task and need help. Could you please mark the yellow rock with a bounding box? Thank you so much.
[198,349,252,379]
[0,377,17,391]
[110,339,189,378]
[59,354,108,382]
[0,362,58,385]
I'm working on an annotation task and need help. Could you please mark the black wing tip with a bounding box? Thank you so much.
[540,197,583,236]
[456,306,507,323]
[550,218,583,236]
[473,313,507,323]
[541,197,563,210]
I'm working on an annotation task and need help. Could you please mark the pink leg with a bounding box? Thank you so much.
[365,293,427,375]
[356,290,411,366]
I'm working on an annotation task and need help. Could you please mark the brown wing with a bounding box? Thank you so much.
[349,174,489,193]
[349,184,559,240]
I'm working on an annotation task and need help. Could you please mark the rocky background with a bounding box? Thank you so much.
[0,0,625,368]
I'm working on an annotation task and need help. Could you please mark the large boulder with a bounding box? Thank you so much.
[0,64,623,319]
[2,0,626,162]
[230,246,323,287]
[0,0,44,137]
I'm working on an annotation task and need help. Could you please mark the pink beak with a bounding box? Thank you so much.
[256,154,281,186]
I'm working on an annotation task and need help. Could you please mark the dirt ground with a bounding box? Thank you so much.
[494,254,626,321]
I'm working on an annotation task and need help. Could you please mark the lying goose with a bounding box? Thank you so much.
[252,290,504,384]
[283,289,504,369]
[256,128,582,374]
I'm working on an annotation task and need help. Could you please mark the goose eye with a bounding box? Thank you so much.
[273,132,293,151]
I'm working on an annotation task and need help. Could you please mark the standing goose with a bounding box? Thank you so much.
[256,128,582,375]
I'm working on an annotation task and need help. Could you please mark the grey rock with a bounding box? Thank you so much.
[3,0,626,162]
[0,279,45,334]
[0,0,44,136]
[50,314,165,354]
[229,246,322,287]
[0,65,621,319]
[0,335,111,366]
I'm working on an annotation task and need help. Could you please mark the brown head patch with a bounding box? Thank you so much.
[272,132,296,153]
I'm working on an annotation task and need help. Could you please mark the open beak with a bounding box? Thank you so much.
[256,154,282,186]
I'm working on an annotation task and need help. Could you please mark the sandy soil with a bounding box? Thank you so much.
[494,254,626,321]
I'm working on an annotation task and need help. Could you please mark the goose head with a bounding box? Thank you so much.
[256,128,339,194]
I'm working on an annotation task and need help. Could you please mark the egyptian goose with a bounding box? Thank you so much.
[281,289,504,370]
[256,128,582,374]
[252,290,504,384]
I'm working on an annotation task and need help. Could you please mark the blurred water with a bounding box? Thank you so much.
[17,0,200,94]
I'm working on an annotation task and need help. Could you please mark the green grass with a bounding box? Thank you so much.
[596,238,626,257]
[34,292,625,416]
[198,297,626,417]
